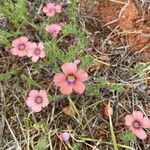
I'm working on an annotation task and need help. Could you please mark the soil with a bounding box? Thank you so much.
[86,0,150,62]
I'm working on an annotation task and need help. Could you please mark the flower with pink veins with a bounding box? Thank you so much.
[45,24,62,38]
[43,3,61,17]
[125,111,150,140]
[26,90,49,112]
[58,132,70,144]
[27,42,46,62]
[11,36,30,57]
[54,62,88,95]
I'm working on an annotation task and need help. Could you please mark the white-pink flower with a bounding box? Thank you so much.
[10,36,30,57]
[26,90,49,112]
[43,3,61,17]
[27,42,46,62]
[45,24,62,38]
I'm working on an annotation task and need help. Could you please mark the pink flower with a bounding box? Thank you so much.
[103,104,113,117]
[10,36,30,57]
[45,24,62,38]
[125,111,150,140]
[73,59,80,66]
[54,62,88,95]
[58,132,70,143]
[27,42,46,62]
[26,90,49,112]
[43,3,61,17]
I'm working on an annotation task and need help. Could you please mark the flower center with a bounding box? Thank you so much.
[49,8,56,13]
[133,121,141,129]
[35,96,43,104]
[67,75,76,83]
[19,44,26,50]
[34,48,41,55]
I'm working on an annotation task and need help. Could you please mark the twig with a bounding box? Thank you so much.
[4,116,22,150]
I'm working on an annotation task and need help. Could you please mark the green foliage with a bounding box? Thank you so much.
[43,0,93,72]
[0,69,20,82]
[120,131,136,146]
[48,94,64,101]
[88,77,125,95]
[0,0,29,28]
[23,117,33,128]
[72,143,81,150]
[132,62,150,79]
[35,138,48,150]
[44,18,92,71]
[67,0,78,25]
[21,75,41,88]
[0,29,20,46]
[33,122,48,131]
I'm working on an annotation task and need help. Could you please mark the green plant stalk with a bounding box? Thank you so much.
[68,95,81,122]
[108,102,118,150]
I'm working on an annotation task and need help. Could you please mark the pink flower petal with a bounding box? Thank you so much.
[60,81,73,94]
[62,63,77,75]
[20,36,28,43]
[73,81,85,94]
[132,128,147,140]
[29,90,39,97]
[133,111,143,121]
[55,5,61,13]
[46,12,55,17]
[26,97,36,108]
[38,42,44,50]
[125,115,133,126]
[43,6,49,13]
[12,39,20,47]
[17,50,27,57]
[54,73,66,86]
[76,70,88,82]
[32,56,39,62]
[39,90,49,107]
[47,3,55,9]
[10,48,18,55]
[27,49,34,57]
[31,105,42,112]
[142,117,150,128]
[39,50,45,58]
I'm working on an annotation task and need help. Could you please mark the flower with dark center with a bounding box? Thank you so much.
[27,42,46,62]
[43,2,61,17]
[125,111,150,140]
[26,90,49,112]
[45,24,62,38]
[11,36,30,57]
[54,62,88,94]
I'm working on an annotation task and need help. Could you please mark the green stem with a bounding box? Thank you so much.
[67,95,80,121]
[108,102,118,150]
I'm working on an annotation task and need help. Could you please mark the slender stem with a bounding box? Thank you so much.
[108,101,118,150]
[89,54,110,66]
[68,95,80,120]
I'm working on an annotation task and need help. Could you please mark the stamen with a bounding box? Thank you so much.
[35,96,43,104]
[67,75,76,83]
